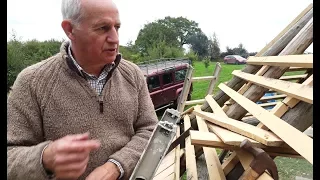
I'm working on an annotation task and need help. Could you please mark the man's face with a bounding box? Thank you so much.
[72,0,120,65]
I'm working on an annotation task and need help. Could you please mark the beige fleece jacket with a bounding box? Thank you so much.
[7,42,158,180]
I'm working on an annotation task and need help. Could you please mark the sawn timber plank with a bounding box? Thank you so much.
[194,105,226,180]
[218,83,313,164]
[232,70,313,104]
[193,109,284,146]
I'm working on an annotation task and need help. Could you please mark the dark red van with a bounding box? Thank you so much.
[138,58,193,111]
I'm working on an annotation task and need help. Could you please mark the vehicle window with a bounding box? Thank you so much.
[175,69,187,82]
[163,72,173,85]
[147,76,160,90]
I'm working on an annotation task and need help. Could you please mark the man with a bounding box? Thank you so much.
[7,0,158,179]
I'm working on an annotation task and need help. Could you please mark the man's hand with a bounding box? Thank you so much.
[42,132,100,180]
[85,162,120,180]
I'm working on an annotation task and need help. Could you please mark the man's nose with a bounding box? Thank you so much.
[107,27,119,44]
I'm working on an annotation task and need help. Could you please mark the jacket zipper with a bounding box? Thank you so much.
[99,94,104,113]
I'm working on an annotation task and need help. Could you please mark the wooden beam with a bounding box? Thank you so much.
[206,5,313,113]
[192,76,215,82]
[280,74,308,81]
[190,131,299,156]
[193,109,283,146]
[153,164,175,180]
[194,106,226,180]
[185,99,205,106]
[287,67,310,72]
[246,54,313,68]
[184,115,198,180]
[174,126,181,180]
[218,83,313,164]
[260,94,287,101]
[181,106,194,116]
[259,102,278,108]
[207,62,222,95]
[255,3,313,57]
[232,70,313,104]
[216,6,313,178]
[221,152,239,175]
[223,12,313,121]
[204,95,274,180]
[207,123,262,146]
[154,150,176,176]
[205,95,228,118]
[257,75,313,129]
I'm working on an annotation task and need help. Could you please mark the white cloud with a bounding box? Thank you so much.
[7,0,313,52]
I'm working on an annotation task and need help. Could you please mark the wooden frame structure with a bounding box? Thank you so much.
[177,62,222,112]
[152,3,313,180]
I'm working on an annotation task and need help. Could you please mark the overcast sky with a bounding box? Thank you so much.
[7,0,313,53]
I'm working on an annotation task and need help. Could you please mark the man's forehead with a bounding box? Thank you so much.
[93,17,121,26]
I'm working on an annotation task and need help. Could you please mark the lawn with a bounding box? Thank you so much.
[190,61,245,100]
[177,61,313,179]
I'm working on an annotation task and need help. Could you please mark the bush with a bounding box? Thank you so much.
[7,38,62,92]
[185,50,198,66]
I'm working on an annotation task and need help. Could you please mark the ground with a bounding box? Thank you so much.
[157,61,312,180]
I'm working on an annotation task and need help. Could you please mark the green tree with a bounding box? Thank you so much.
[233,43,248,58]
[135,21,179,55]
[187,31,209,59]
[208,33,221,61]
[134,16,201,56]
[158,16,201,46]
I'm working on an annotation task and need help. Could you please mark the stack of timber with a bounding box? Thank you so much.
[153,3,312,180]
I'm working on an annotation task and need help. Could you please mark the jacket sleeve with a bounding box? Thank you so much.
[109,67,158,179]
[7,69,51,180]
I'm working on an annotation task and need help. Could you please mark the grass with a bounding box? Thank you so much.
[169,61,312,179]
[190,61,245,100]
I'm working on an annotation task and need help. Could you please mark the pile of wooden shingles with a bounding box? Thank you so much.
[152,3,313,180]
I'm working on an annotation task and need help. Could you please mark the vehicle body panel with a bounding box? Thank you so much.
[140,59,192,110]
[224,55,247,64]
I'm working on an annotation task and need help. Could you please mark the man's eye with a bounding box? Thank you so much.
[115,26,120,31]
[98,26,110,31]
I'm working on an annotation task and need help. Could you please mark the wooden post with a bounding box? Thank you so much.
[207,63,222,95]
[177,65,194,112]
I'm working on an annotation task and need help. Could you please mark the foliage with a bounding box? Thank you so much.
[187,31,209,59]
[233,43,249,58]
[158,16,201,46]
[134,16,201,56]
[203,58,210,71]
[248,52,258,57]
[220,43,249,58]
[208,32,221,61]
[7,34,62,91]
[185,49,198,66]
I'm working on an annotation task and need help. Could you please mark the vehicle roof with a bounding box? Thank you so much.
[225,55,246,59]
[137,58,190,76]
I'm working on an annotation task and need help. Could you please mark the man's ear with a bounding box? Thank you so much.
[61,20,75,40]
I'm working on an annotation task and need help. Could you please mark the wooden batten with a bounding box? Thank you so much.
[232,70,313,104]
[218,83,313,164]
[194,106,226,180]
[193,109,284,146]
[190,131,299,156]
[246,54,313,68]
[184,115,198,180]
